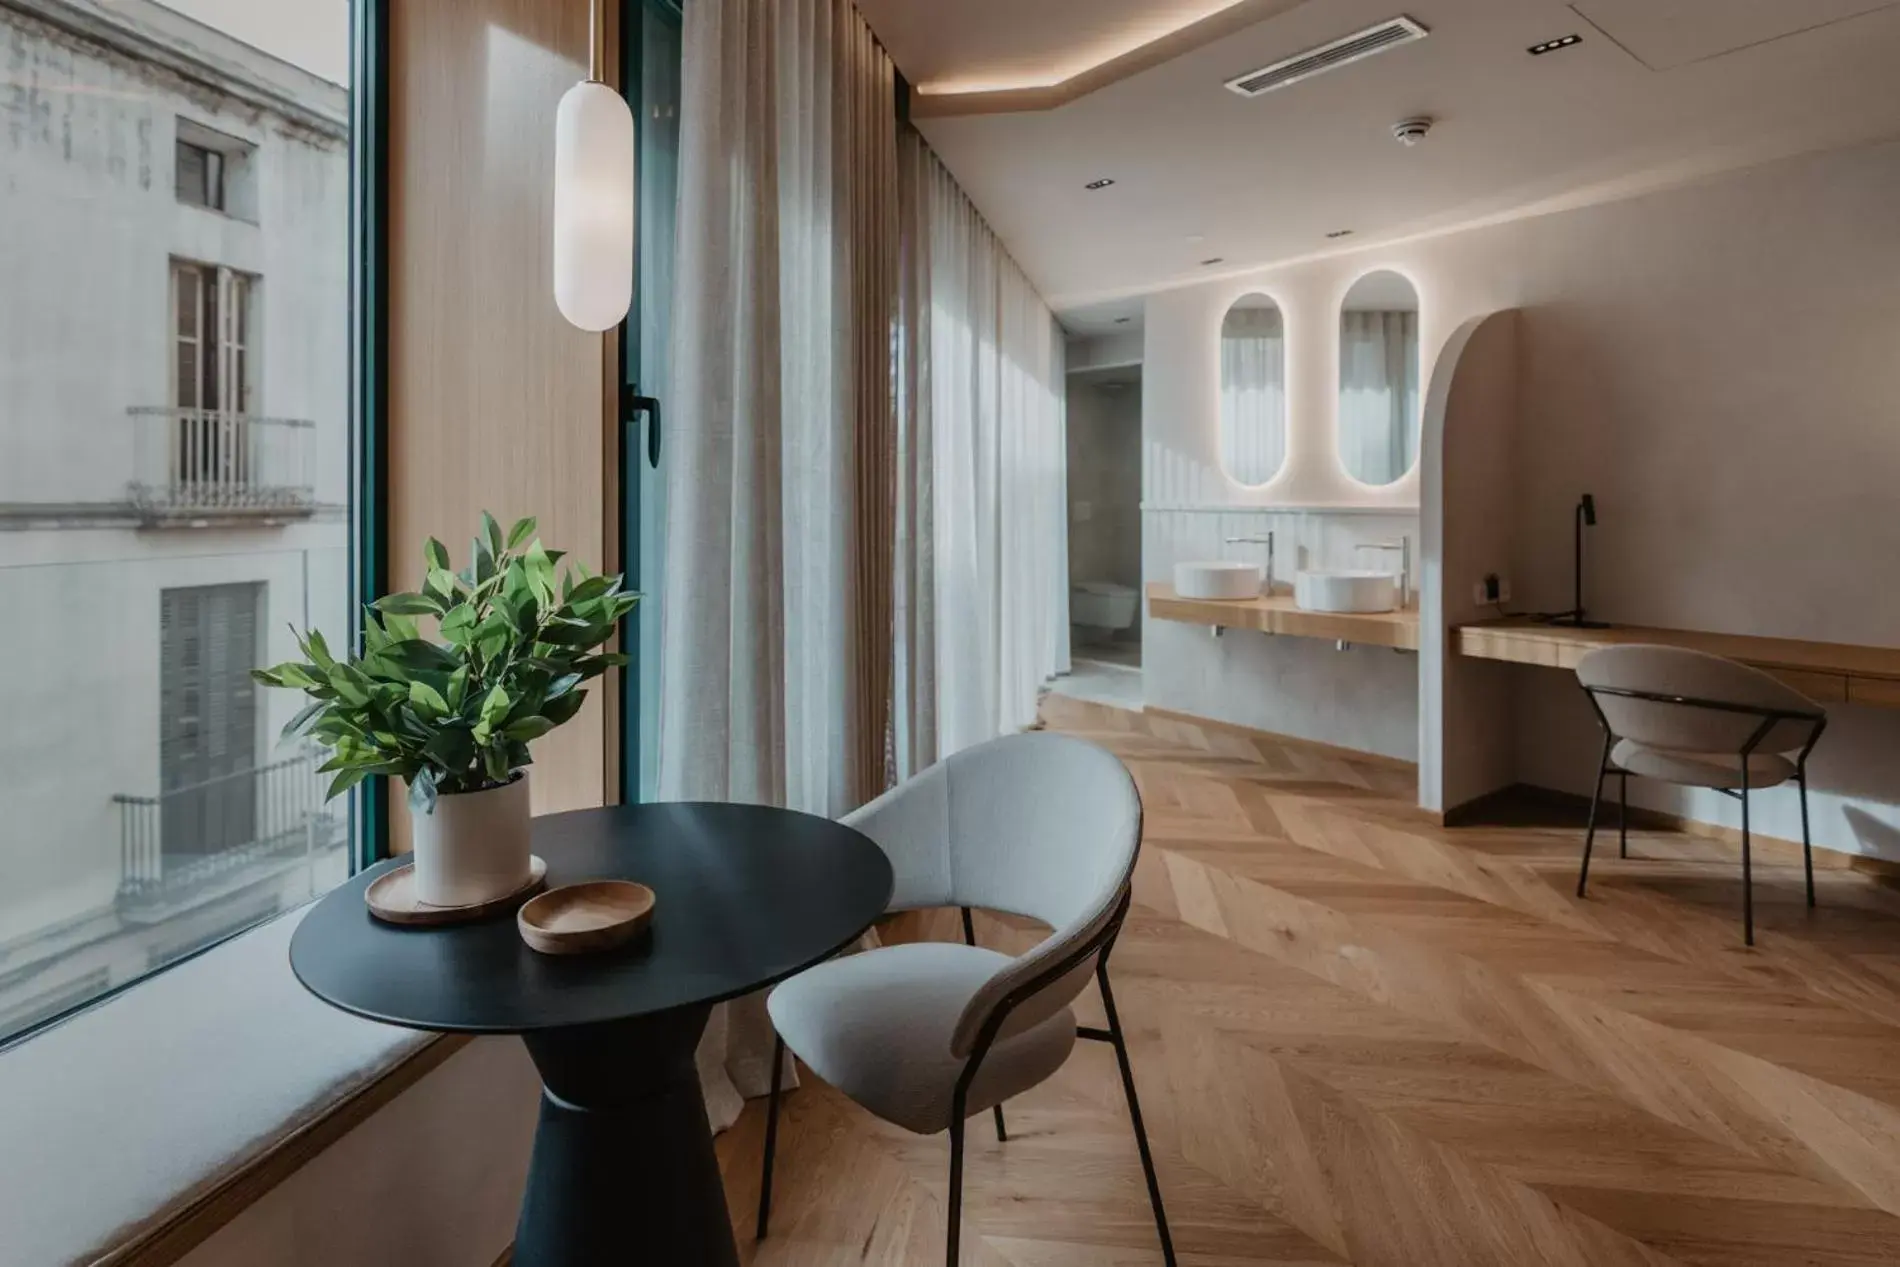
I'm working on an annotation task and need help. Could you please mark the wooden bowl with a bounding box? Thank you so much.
[518,881,656,955]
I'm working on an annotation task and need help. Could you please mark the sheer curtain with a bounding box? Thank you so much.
[1339,310,1420,484]
[894,132,1069,776]
[1220,308,1286,485]
[662,0,897,1132]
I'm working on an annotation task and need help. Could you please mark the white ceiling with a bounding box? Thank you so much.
[866,0,1900,326]
[856,0,1266,95]
[1571,0,1898,70]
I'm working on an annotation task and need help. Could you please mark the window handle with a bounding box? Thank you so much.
[623,389,662,469]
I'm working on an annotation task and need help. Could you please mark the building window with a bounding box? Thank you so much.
[172,262,253,416]
[0,1,355,1050]
[173,120,257,219]
[175,137,226,211]
[159,584,263,859]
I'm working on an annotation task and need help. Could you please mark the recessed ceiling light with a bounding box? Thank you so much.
[1114,317,1131,324]
[1326,229,1355,239]
[1085,177,1116,190]
[1200,257,1225,267]
[1528,34,1582,55]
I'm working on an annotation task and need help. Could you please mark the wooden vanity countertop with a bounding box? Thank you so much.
[1147,583,1420,651]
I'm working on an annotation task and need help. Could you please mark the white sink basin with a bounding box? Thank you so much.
[1173,561,1263,601]
[1295,570,1399,614]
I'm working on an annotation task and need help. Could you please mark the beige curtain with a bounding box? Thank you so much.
[893,131,1070,778]
[662,0,897,1132]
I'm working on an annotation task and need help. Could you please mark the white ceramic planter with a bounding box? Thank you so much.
[411,772,532,907]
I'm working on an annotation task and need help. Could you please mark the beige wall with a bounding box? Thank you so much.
[388,0,616,828]
[1141,139,1900,852]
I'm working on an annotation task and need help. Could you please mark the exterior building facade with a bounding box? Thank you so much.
[0,0,351,1039]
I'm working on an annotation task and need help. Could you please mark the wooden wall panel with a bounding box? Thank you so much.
[388,0,616,829]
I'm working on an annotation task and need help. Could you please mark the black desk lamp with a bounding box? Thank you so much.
[1546,494,1608,628]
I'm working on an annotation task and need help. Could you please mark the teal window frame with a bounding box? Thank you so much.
[351,0,393,863]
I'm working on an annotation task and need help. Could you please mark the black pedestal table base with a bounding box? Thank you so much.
[515,1006,738,1267]
[288,805,892,1267]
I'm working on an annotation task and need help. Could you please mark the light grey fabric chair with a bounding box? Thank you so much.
[755,731,1175,1266]
[1574,645,1828,945]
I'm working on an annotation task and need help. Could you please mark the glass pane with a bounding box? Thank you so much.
[627,0,682,803]
[175,342,200,409]
[202,273,221,409]
[0,1,355,1049]
[175,139,206,206]
[174,266,198,338]
[206,150,226,212]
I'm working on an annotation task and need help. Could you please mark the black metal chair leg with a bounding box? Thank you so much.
[1618,771,1629,859]
[1799,771,1816,909]
[756,1034,785,1240]
[1098,964,1178,1267]
[1741,780,1755,947]
[946,1106,966,1267]
[960,906,1007,1143]
[1577,733,1614,898]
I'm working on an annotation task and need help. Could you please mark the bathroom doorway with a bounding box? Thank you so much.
[1060,360,1143,709]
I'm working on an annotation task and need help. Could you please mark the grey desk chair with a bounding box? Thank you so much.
[755,731,1175,1266]
[1574,645,1828,945]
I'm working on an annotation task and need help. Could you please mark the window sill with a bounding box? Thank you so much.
[0,906,455,1267]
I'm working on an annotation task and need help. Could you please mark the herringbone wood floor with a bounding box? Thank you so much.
[716,696,1900,1265]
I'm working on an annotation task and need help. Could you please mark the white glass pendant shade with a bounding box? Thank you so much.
[553,80,635,332]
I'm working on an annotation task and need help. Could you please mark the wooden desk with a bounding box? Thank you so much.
[1454,617,1900,708]
[1148,583,1419,651]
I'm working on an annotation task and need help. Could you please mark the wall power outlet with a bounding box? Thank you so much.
[1474,574,1512,605]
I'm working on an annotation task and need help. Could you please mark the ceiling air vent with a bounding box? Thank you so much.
[1225,16,1429,98]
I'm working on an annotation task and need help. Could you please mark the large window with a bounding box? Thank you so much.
[0,0,356,1049]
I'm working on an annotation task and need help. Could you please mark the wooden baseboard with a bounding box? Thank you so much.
[1442,782,1900,881]
[1139,706,1419,772]
[103,1035,472,1267]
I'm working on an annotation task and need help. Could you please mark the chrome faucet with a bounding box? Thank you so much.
[1355,538,1412,610]
[1225,531,1275,596]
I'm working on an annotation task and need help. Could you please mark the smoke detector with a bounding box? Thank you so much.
[1392,116,1434,146]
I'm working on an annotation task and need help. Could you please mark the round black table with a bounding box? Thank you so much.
[290,802,893,1267]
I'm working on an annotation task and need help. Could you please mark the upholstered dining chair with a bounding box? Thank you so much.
[1574,645,1828,945]
[753,731,1176,1267]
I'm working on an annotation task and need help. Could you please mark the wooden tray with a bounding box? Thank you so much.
[366,856,548,927]
[518,881,656,955]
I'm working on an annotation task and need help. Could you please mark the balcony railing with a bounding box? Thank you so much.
[113,748,342,914]
[127,406,317,522]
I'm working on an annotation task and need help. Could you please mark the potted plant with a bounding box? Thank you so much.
[254,513,638,907]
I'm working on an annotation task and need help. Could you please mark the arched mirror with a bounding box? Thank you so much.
[1218,293,1287,486]
[1338,270,1421,486]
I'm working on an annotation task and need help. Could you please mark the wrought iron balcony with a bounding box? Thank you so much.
[126,406,318,524]
[113,748,342,918]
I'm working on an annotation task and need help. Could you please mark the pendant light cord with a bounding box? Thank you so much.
[588,0,602,83]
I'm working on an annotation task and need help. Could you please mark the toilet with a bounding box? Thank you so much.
[1070,581,1139,635]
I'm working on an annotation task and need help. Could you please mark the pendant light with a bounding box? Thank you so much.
[553,0,635,332]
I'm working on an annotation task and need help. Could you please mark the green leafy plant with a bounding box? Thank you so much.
[253,513,638,811]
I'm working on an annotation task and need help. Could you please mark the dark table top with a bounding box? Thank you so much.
[289,802,894,1035]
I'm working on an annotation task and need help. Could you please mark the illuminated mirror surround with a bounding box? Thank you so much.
[1218,292,1287,486]
[1337,270,1421,486]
